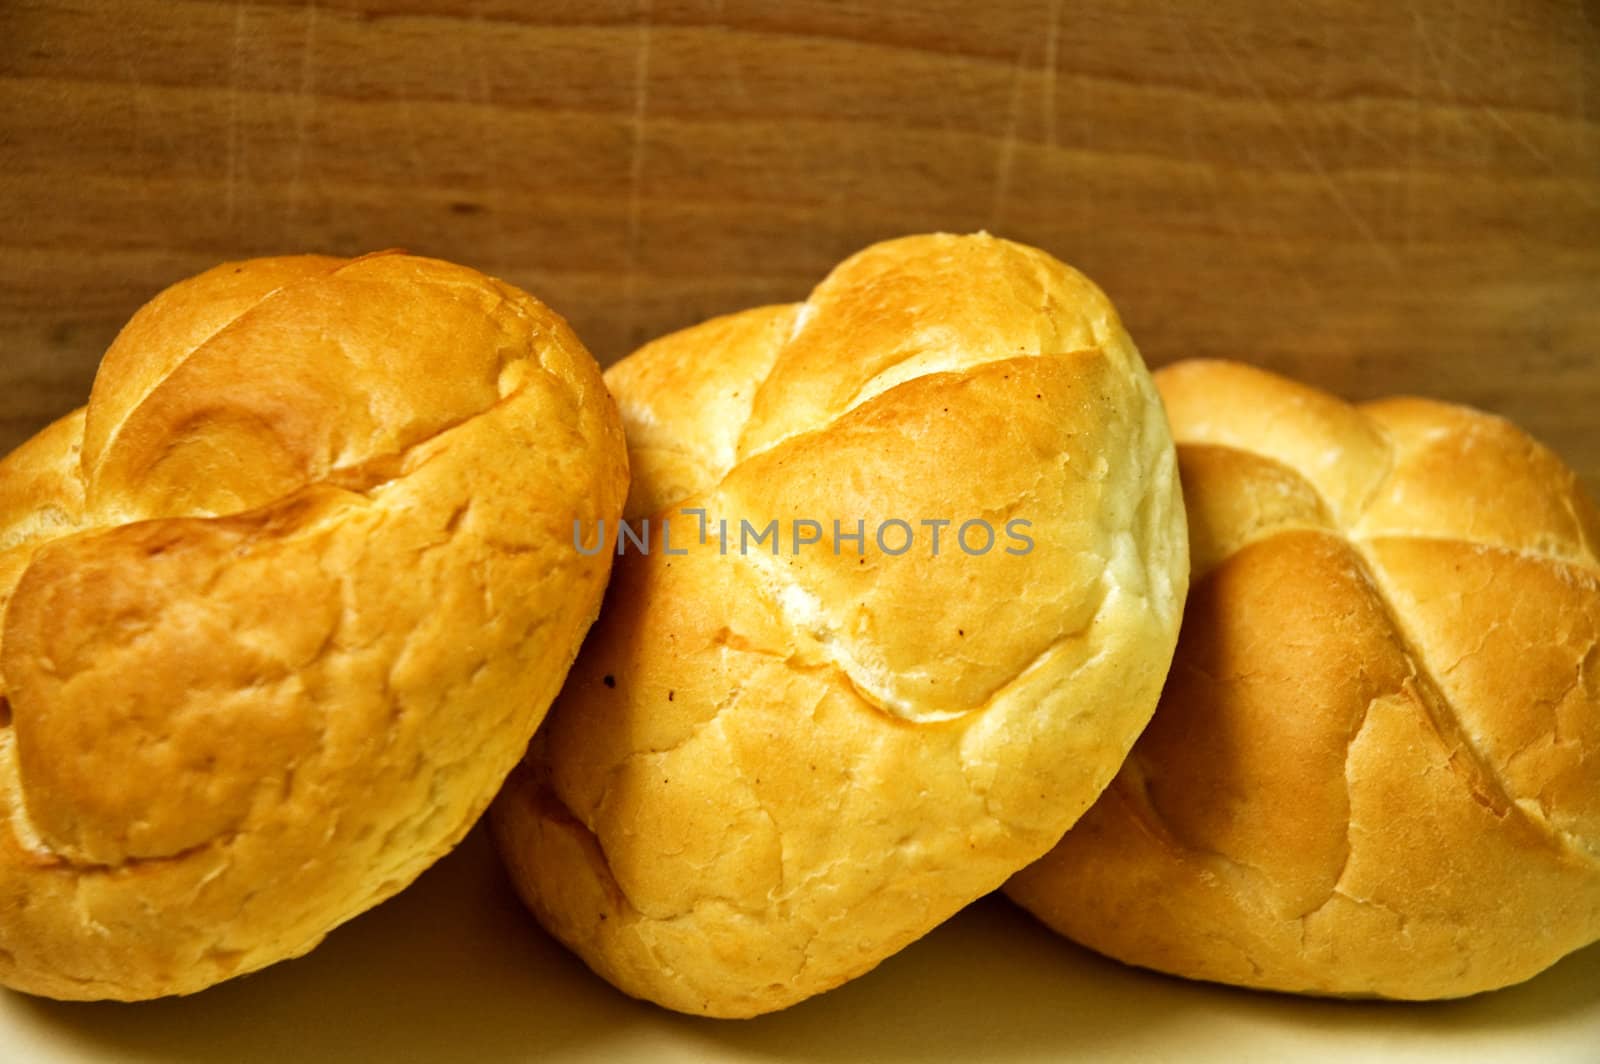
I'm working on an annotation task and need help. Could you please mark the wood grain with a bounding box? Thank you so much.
[2,0,1597,490]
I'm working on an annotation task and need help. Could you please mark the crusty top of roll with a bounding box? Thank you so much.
[491,233,1188,1016]
[1008,358,1600,999]
[0,252,628,1000]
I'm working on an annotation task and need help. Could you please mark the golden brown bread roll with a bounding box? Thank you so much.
[1007,358,1600,999]
[0,251,628,1000]
[490,233,1189,1017]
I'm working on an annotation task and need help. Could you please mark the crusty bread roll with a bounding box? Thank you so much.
[0,252,628,1000]
[490,233,1189,1017]
[1007,359,1600,999]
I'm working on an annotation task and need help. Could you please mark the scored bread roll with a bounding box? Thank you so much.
[490,233,1189,1017]
[0,252,628,1000]
[1007,359,1600,999]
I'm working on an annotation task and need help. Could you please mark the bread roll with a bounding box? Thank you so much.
[490,233,1188,1017]
[1007,358,1600,999]
[0,252,628,999]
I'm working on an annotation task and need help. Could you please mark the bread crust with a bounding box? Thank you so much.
[491,233,1189,1017]
[0,252,628,1000]
[1007,358,1600,999]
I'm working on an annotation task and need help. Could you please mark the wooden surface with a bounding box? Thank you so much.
[2,0,1598,490]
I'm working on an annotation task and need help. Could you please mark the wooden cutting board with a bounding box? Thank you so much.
[2,0,1597,491]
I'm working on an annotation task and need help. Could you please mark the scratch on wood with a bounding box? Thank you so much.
[1482,105,1555,170]
[226,0,244,225]
[1041,0,1060,149]
[287,0,320,223]
[1403,8,1425,252]
[118,42,157,164]
[987,39,1029,232]
[623,1,653,347]
[470,13,511,269]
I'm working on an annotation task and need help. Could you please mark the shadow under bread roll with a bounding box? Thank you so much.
[1007,359,1600,999]
[491,232,1189,1017]
[0,251,628,1000]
